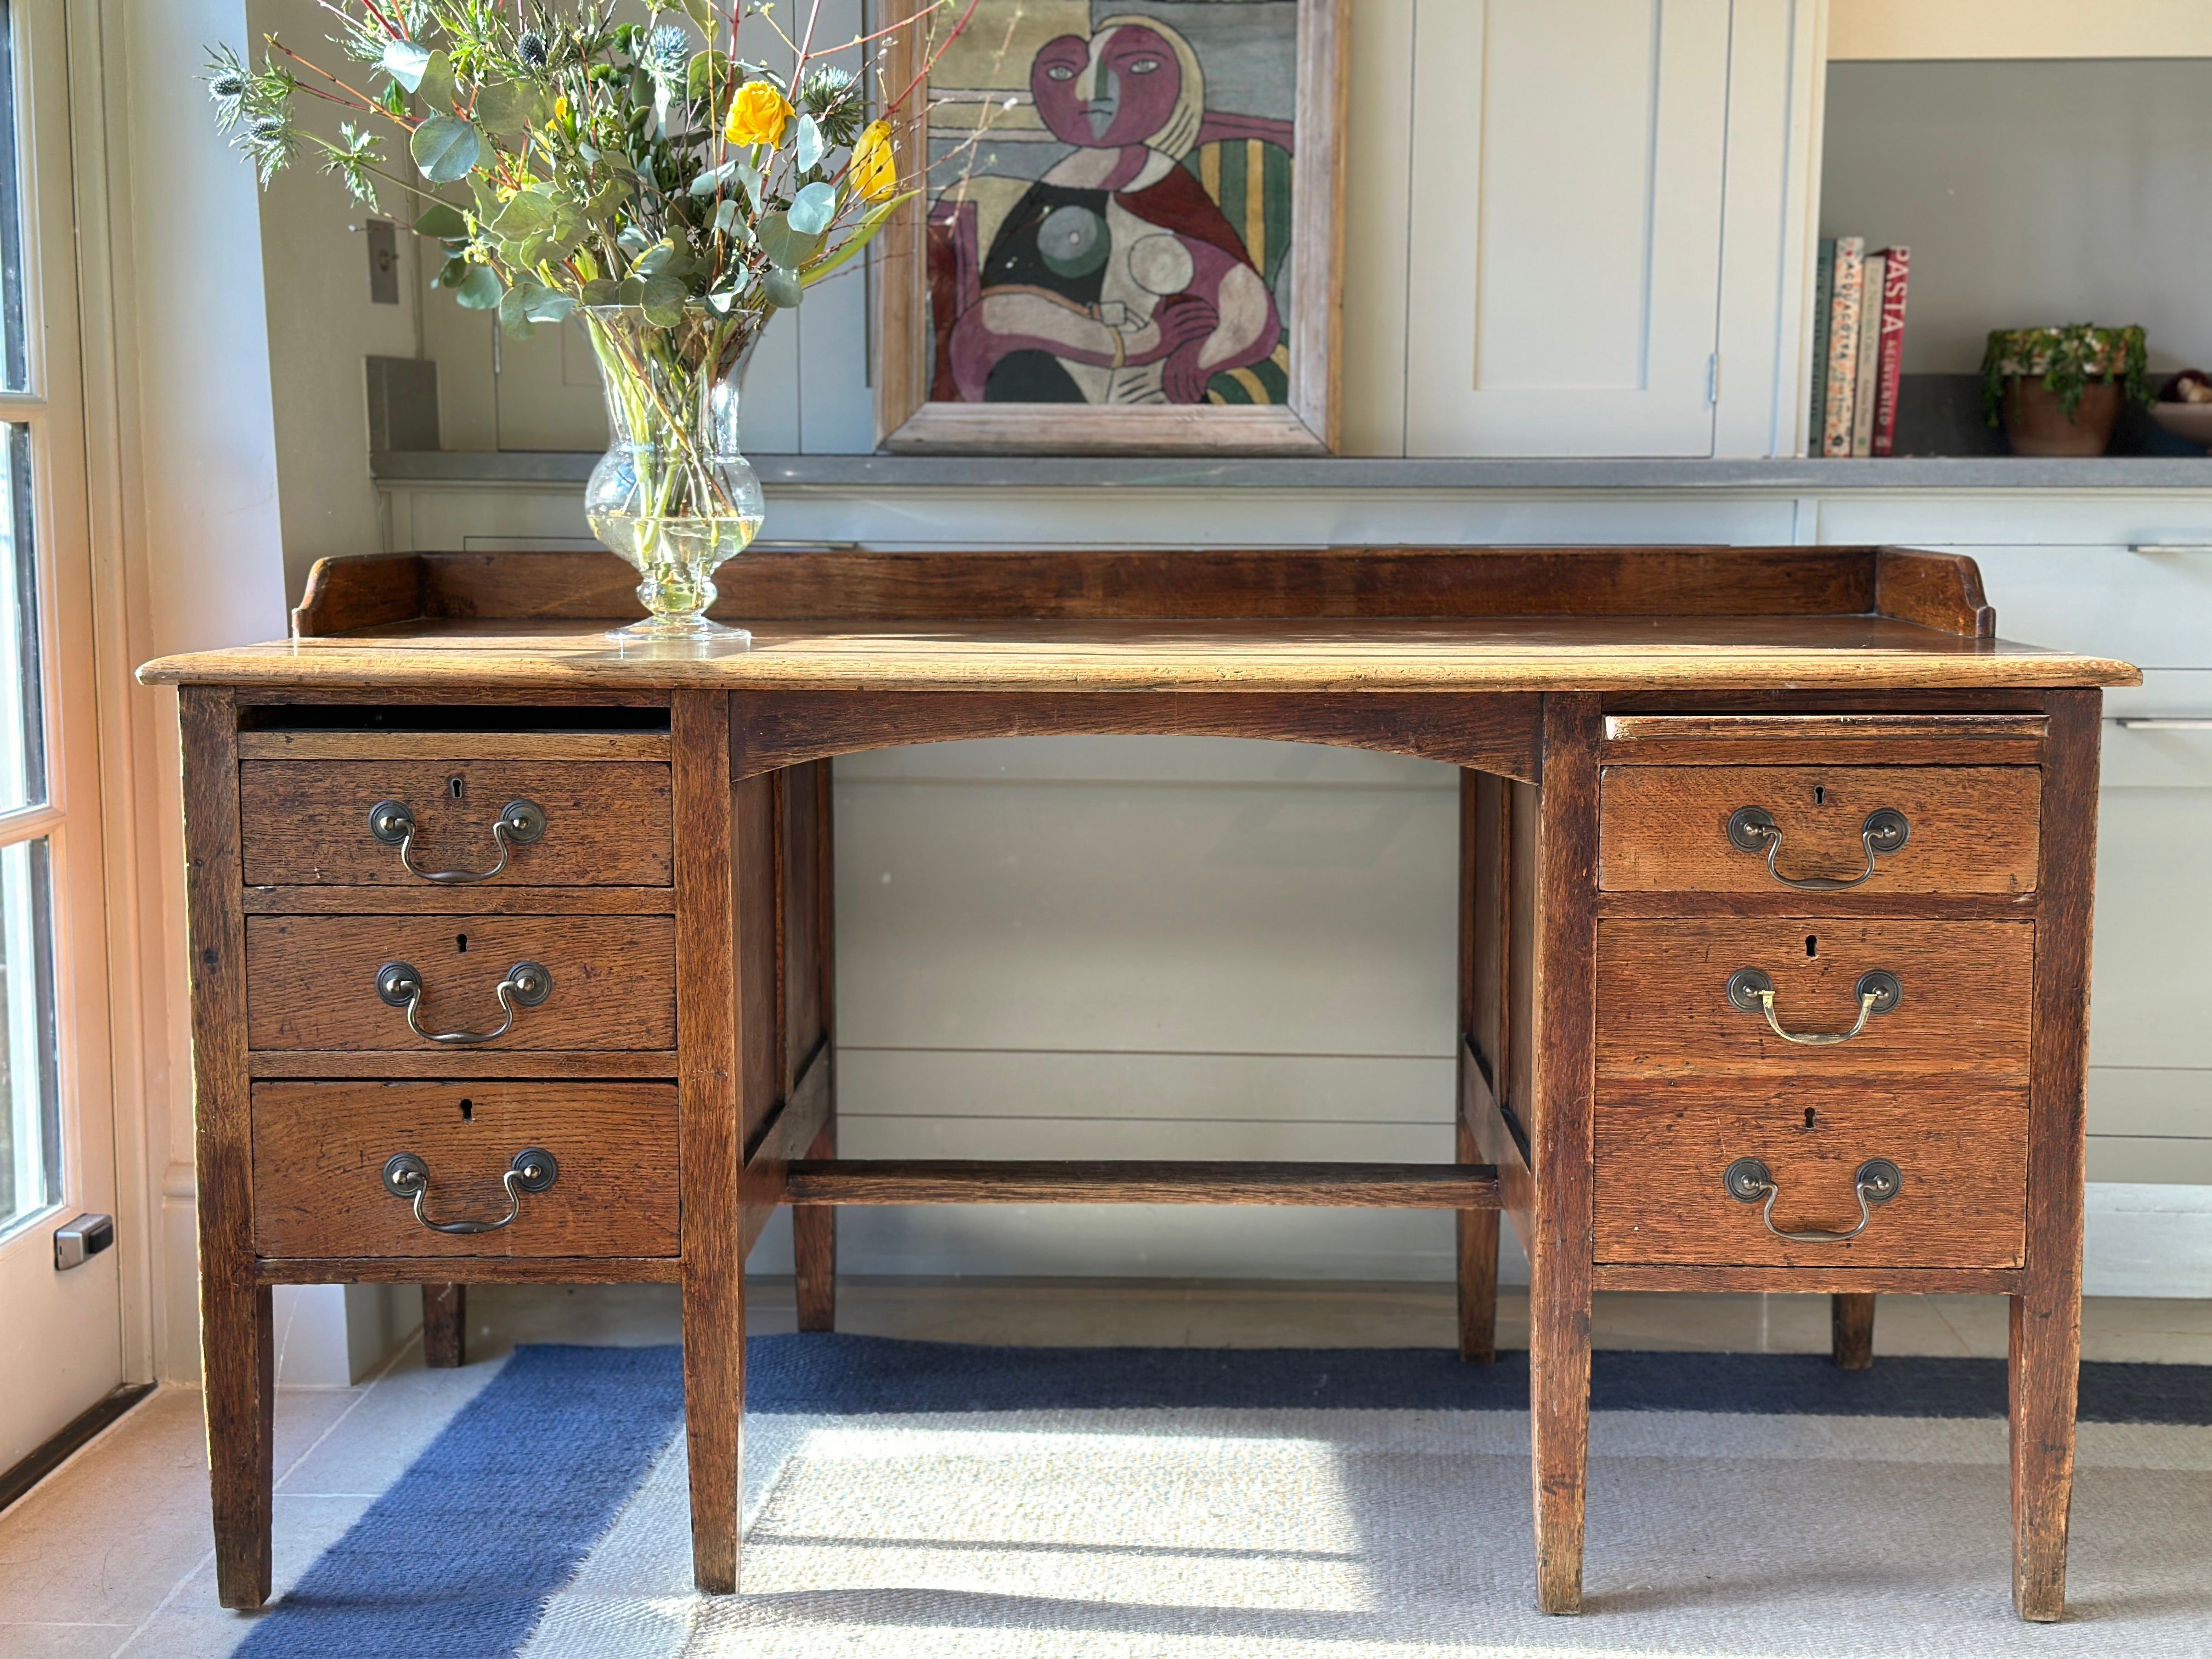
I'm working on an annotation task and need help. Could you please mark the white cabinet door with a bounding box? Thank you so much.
[1404,0,1732,456]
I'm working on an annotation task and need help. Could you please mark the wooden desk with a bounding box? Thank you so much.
[139,544,2138,1622]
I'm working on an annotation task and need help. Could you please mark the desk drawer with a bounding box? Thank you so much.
[1595,917,2033,1080]
[239,760,672,887]
[246,915,676,1052]
[1593,1082,2027,1267]
[251,1081,677,1259]
[1600,766,2040,894]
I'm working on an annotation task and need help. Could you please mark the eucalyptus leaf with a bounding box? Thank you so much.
[763,266,803,310]
[678,0,716,28]
[795,114,823,171]
[473,81,546,136]
[505,281,574,325]
[498,287,540,339]
[580,278,623,306]
[417,50,457,115]
[492,190,555,236]
[688,160,730,198]
[787,180,837,238]
[800,188,915,285]
[414,201,469,240]
[686,49,730,104]
[616,275,648,306]
[436,254,470,288]
[757,209,823,270]
[639,275,687,326]
[382,39,432,92]
[453,264,503,308]
[410,114,482,184]
[712,197,738,234]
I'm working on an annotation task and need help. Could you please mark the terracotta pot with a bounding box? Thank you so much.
[2000,377,2121,456]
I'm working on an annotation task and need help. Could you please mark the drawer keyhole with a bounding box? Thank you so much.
[455,933,469,953]
[459,1097,473,1124]
[1804,934,1818,958]
[1804,1107,1816,1129]
[1814,784,1825,806]
[449,775,465,799]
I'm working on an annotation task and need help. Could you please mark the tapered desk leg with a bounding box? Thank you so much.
[203,1278,274,1609]
[1831,1293,1875,1370]
[678,690,746,1593]
[682,1260,746,1593]
[794,1121,837,1332]
[423,1283,466,1368]
[1457,1118,1498,1365]
[2011,1277,2079,1620]
[181,686,272,1611]
[1454,768,1499,1365]
[2012,687,2098,1622]
[1530,696,1600,1615]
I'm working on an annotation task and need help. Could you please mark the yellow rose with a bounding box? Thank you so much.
[851,120,896,199]
[724,79,794,148]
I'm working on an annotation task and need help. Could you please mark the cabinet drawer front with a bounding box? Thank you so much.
[239,760,672,886]
[1594,1083,2026,1267]
[1600,765,2040,893]
[246,915,675,1052]
[251,1081,677,1259]
[1596,917,2033,1080]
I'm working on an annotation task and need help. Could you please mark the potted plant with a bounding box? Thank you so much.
[206,3,973,640]
[1980,324,2149,457]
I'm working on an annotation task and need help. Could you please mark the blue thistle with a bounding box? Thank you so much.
[204,44,251,128]
[640,23,690,82]
[516,29,549,71]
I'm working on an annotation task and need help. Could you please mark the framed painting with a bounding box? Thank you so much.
[874,0,1347,453]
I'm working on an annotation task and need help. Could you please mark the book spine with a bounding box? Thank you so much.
[1807,239,1835,458]
[1821,238,1864,456]
[1870,246,1910,458]
[1851,253,1885,456]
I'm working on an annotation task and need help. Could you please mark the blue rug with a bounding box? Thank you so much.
[227,1339,2212,1659]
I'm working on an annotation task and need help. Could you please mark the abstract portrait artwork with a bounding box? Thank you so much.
[876,0,1345,453]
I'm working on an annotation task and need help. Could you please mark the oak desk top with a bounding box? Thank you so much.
[138,545,2139,694]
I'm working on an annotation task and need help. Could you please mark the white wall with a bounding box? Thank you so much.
[1821,59,2212,375]
[83,0,402,1384]
[246,0,424,595]
[1830,0,2212,61]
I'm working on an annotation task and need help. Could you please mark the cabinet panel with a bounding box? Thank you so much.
[1406,0,1731,455]
[1959,546,2212,670]
[2089,785,2212,1071]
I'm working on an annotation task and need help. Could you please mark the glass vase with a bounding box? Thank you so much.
[582,305,767,641]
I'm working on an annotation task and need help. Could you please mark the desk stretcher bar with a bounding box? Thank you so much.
[785,1159,1504,1207]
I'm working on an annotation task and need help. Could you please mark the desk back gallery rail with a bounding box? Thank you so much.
[140,544,2135,1621]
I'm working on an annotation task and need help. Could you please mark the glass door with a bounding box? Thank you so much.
[0,0,122,1476]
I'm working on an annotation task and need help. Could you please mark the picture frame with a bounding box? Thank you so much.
[873,0,1347,454]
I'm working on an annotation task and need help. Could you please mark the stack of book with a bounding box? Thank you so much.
[1809,238,1909,456]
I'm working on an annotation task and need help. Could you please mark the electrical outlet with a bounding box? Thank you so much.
[366,219,399,304]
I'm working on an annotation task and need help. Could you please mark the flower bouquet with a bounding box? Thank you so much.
[208,2,972,639]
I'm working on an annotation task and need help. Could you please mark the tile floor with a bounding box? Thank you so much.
[3,1279,2209,1657]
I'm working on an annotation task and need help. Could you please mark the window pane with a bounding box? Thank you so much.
[0,1,23,391]
[0,836,58,1233]
[0,423,42,811]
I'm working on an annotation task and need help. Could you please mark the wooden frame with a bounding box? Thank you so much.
[873,0,1348,454]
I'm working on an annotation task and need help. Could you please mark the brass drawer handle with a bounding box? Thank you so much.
[1726,806,1909,891]
[1726,967,1900,1046]
[368,798,546,883]
[1724,1156,1901,1243]
[375,960,552,1045]
[381,1148,557,1235]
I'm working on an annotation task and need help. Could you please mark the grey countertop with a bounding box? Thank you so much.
[370,451,2212,490]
